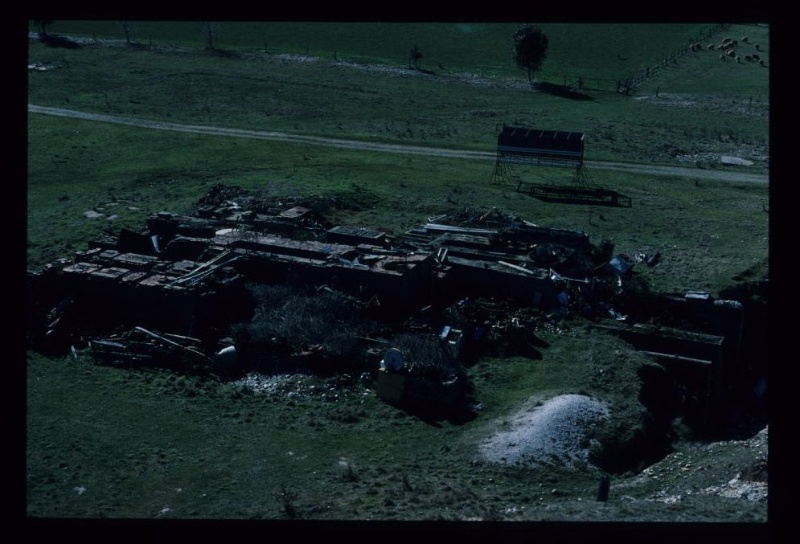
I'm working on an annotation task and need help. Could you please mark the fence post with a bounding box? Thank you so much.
[597,474,610,502]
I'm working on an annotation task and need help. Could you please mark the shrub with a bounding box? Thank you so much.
[275,484,299,519]
[230,284,380,361]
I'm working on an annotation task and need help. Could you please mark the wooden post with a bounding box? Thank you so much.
[597,474,610,502]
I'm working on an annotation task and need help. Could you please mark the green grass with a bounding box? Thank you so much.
[35,21,725,81]
[26,24,769,165]
[26,22,769,521]
[27,111,767,295]
[26,323,648,519]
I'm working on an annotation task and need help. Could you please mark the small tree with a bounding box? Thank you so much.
[409,44,423,70]
[199,21,222,50]
[118,21,135,44]
[513,25,549,87]
[33,20,54,36]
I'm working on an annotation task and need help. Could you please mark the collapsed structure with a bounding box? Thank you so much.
[26,186,762,435]
[28,197,588,348]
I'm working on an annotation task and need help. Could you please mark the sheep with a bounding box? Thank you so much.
[741,36,749,43]
[759,59,765,66]
[708,43,715,50]
[727,49,736,57]
[752,53,760,61]
[745,55,752,62]
[735,55,741,63]
[754,44,761,51]
[720,53,726,61]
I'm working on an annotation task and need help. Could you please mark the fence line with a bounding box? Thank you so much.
[616,23,731,94]
[35,23,737,97]
[535,24,733,95]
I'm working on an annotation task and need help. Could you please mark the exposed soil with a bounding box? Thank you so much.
[477,394,610,468]
[221,375,769,522]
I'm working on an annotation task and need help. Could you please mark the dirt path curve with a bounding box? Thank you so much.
[29,104,768,185]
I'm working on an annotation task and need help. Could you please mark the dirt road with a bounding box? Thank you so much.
[28,104,769,184]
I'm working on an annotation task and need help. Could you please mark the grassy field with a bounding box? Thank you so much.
[27,23,769,156]
[34,21,724,81]
[26,22,769,522]
[25,324,730,521]
[27,23,769,293]
[26,113,768,296]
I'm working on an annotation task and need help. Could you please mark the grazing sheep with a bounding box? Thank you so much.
[708,43,715,50]
[722,37,732,43]
[754,44,761,51]
[735,55,740,63]
[752,53,760,61]
[720,54,726,61]
[742,36,749,43]
[745,55,752,62]
[759,59,765,66]
[727,49,736,57]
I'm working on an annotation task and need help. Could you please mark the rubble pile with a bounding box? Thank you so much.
[26,185,762,432]
[89,326,221,374]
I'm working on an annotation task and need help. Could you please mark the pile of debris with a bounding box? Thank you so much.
[26,184,762,433]
[89,326,234,374]
[441,297,559,358]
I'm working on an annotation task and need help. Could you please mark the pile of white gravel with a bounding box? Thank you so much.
[478,394,610,468]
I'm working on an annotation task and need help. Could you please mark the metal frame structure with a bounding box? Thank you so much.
[490,126,591,187]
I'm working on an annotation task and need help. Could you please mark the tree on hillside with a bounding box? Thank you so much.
[200,22,222,50]
[118,21,135,44]
[513,25,549,87]
[409,44,423,70]
[33,20,54,36]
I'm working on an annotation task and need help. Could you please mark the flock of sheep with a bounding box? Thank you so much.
[689,35,766,66]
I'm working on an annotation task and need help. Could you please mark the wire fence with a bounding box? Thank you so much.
[535,24,733,95]
[35,23,738,97]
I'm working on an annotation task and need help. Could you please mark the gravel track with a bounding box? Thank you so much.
[27,104,769,184]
